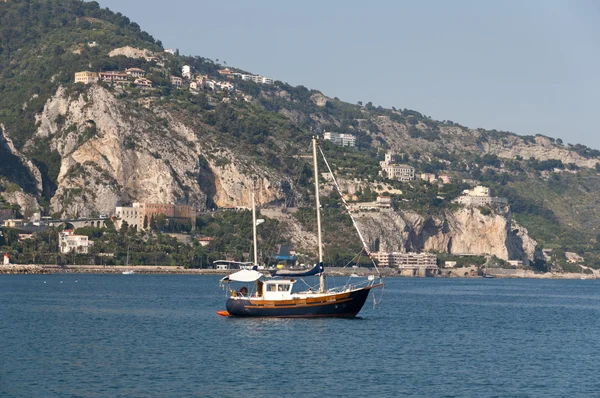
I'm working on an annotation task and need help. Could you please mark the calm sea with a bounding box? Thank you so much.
[1,275,599,397]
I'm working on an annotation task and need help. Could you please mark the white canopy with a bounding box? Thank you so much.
[221,269,264,283]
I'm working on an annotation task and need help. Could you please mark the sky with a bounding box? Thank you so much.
[97,0,600,149]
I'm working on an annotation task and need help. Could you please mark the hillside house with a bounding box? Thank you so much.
[98,71,128,84]
[170,75,183,87]
[379,152,415,181]
[74,71,98,84]
[134,78,153,89]
[125,68,145,78]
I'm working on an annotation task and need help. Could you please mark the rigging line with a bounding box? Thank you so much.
[261,142,312,264]
[317,144,382,278]
[373,282,385,308]
[341,247,365,270]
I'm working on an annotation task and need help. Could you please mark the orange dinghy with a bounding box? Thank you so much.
[216,310,231,317]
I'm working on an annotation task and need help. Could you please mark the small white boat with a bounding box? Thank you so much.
[122,270,135,275]
[350,273,360,278]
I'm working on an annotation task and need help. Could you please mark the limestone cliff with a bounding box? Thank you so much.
[353,206,538,263]
[27,85,290,217]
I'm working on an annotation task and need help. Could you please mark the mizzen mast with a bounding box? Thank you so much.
[252,191,258,266]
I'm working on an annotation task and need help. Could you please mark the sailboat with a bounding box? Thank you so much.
[217,137,383,318]
[122,245,135,274]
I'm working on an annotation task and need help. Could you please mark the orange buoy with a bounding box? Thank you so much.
[216,310,231,317]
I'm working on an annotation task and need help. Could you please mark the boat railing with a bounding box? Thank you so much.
[330,277,382,292]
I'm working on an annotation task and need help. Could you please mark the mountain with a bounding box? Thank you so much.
[1,0,600,270]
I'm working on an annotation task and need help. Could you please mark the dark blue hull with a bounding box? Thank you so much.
[225,286,375,318]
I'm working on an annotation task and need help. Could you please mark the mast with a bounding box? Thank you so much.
[252,191,258,266]
[312,137,325,293]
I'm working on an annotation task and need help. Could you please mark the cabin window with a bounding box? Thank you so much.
[278,284,290,292]
[266,284,277,292]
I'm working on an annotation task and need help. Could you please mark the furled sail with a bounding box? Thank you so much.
[270,262,324,277]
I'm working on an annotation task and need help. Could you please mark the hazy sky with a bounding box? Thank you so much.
[97,0,600,149]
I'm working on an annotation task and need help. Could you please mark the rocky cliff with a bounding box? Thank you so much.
[353,206,539,262]
[15,85,290,217]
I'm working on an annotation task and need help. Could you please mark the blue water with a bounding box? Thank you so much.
[1,275,600,397]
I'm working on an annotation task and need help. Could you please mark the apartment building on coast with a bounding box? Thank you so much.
[372,251,438,276]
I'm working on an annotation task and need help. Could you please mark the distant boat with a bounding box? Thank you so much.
[484,274,495,279]
[218,137,383,318]
[350,273,360,278]
[122,270,135,275]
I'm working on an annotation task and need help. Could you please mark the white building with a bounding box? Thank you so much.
[379,152,415,181]
[59,230,93,254]
[204,80,234,92]
[3,253,9,266]
[125,68,145,78]
[182,65,192,79]
[240,74,274,84]
[115,202,145,230]
[454,185,508,207]
[323,132,356,147]
[372,252,438,270]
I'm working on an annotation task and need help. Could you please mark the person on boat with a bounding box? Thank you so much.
[239,286,248,296]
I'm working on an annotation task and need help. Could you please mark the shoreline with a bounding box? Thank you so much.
[0,264,596,280]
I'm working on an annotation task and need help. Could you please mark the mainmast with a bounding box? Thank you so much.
[312,137,325,293]
[252,192,258,266]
